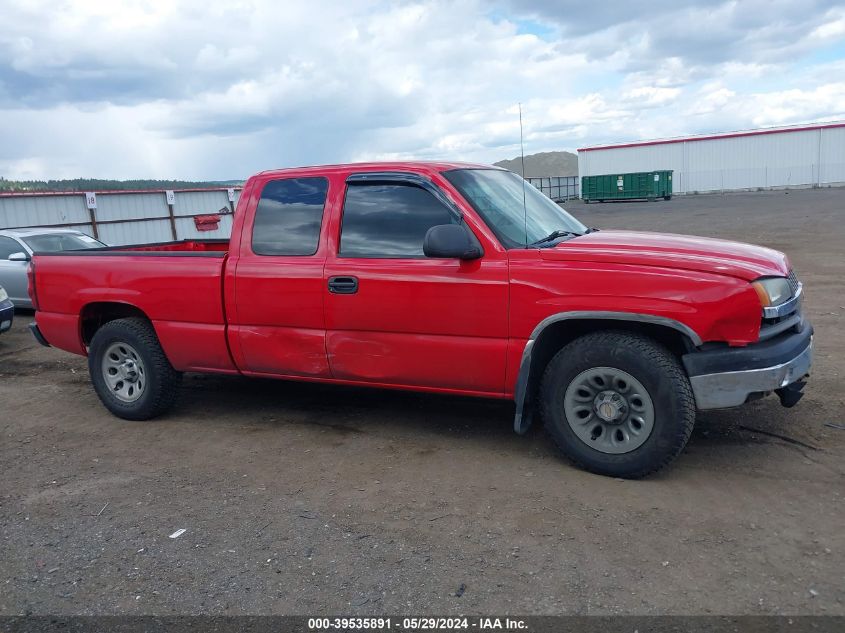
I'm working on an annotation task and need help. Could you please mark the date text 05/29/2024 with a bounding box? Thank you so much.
[308,617,528,630]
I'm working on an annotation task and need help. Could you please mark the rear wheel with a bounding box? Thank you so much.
[540,331,695,478]
[88,318,181,420]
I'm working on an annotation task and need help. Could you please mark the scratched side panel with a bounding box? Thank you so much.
[327,330,506,392]
[323,257,509,394]
[230,325,329,377]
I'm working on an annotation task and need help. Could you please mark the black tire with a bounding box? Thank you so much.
[88,318,182,420]
[539,331,695,478]
[664,195,672,200]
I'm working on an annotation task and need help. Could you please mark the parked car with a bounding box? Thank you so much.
[0,284,13,334]
[28,162,811,478]
[0,228,106,308]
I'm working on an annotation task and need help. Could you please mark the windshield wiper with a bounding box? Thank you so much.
[529,229,583,247]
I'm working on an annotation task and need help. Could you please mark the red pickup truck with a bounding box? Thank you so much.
[28,162,812,477]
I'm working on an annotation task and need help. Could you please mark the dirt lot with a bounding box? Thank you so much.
[1,188,843,616]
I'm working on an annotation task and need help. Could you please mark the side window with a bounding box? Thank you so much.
[0,236,23,260]
[252,177,328,256]
[339,184,456,258]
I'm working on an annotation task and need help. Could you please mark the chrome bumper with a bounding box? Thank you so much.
[689,339,812,410]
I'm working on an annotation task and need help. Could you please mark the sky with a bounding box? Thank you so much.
[1,0,844,180]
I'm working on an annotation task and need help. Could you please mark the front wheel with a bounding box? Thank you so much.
[540,331,695,478]
[88,318,182,420]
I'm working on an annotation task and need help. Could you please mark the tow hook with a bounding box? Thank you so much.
[776,379,807,408]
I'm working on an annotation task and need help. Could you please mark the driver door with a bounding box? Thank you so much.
[323,175,509,394]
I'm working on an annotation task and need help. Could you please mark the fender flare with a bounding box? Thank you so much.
[513,311,702,434]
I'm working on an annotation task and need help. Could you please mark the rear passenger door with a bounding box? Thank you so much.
[229,177,332,377]
[323,174,509,394]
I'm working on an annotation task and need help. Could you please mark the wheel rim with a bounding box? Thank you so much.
[101,342,146,403]
[563,366,655,454]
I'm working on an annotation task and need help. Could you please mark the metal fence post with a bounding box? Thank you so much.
[165,190,178,240]
[227,188,236,213]
[84,192,100,239]
[89,208,99,239]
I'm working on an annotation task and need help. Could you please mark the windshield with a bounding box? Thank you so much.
[23,233,105,252]
[444,168,588,248]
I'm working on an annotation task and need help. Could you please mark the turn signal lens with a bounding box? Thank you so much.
[752,277,792,307]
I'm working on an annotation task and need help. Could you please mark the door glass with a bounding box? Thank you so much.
[0,236,22,259]
[340,183,456,258]
[252,177,329,256]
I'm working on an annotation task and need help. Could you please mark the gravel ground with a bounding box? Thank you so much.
[0,187,843,616]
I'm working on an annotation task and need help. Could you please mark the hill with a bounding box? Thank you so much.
[494,151,578,177]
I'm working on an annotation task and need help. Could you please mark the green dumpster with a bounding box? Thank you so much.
[581,170,673,202]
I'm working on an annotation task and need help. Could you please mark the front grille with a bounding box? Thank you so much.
[787,268,800,295]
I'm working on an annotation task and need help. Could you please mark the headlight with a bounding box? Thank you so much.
[0,287,7,302]
[752,277,792,307]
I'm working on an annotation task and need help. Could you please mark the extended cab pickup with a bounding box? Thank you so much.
[28,162,812,477]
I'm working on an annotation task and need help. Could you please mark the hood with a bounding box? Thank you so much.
[541,230,789,281]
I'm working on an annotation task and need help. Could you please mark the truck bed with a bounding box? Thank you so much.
[31,239,236,373]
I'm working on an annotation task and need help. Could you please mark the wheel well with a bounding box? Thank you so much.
[80,302,150,345]
[521,319,695,422]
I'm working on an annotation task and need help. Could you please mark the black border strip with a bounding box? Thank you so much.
[0,615,842,633]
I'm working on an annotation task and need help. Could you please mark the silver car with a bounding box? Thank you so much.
[0,228,106,308]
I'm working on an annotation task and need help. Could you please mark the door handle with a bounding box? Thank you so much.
[328,276,358,294]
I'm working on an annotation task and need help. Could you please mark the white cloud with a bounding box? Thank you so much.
[686,83,736,116]
[747,83,845,126]
[622,87,682,107]
[0,0,843,179]
[810,9,845,40]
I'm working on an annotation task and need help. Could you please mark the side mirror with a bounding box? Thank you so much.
[8,252,29,262]
[423,224,482,260]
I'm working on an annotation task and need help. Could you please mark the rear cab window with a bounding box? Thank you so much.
[339,183,457,258]
[252,177,329,256]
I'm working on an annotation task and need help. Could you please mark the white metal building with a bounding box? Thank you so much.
[577,121,845,195]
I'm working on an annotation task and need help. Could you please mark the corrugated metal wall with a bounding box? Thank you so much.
[0,193,90,229]
[0,188,241,245]
[578,124,845,194]
[820,126,845,184]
